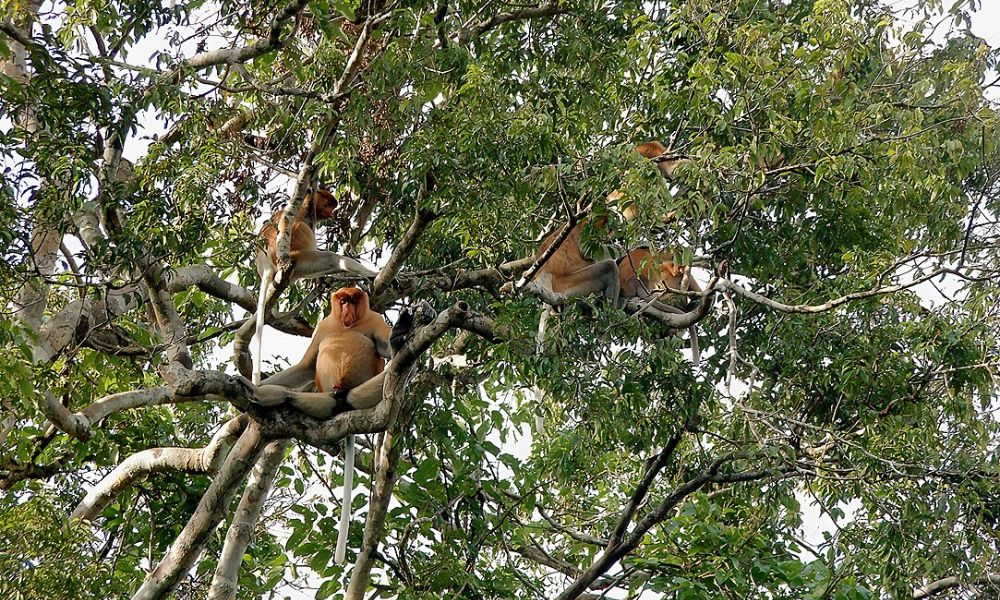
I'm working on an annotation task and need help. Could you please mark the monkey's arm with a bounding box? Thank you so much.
[372,318,392,359]
[260,321,325,388]
[342,303,436,410]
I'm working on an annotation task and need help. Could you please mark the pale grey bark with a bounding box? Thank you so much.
[345,429,404,600]
[207,440,289,600]
[4,2,61,335]
[131,423,267,600]
[71,416,249,522]
[912,574,1000,598]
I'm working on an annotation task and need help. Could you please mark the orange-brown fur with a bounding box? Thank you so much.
[531,216,620,304]
[314,287,391,392]
[251,189,377,385]
[635,140,683,180]
[618,247,699,308]
[258,189,339,272]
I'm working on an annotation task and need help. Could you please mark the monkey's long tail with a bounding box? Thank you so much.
[533,307,553,435]
[335,435,355,564]
[252,271,272,385]
[688,325,701,366]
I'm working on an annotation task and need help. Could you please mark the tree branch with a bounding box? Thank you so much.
[208,439,289,600]
[456,2,569,45]
[131,423,268,600]
[71,416,249,522]
[913,574,1000,599]
[372,202,438,299]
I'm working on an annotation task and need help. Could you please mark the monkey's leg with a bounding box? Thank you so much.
[291,249,378,280]
[554,260,620,305]
[260,364,315,389]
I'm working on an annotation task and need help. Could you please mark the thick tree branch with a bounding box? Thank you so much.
[163,0,309,82]
[372,202,438,299]
[71,416,249,522]
[131,423,268,600]
[208,439,289,600]
[913,574,1000,598]
[345,416,412,599]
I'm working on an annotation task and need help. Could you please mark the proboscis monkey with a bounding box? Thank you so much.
[617,247,702,364]
[526,216,621,307]
[253,189,378,385]
[635,140,686,180]
[257,287,389,565]
[616,140,703,363]
[523,215,621,433]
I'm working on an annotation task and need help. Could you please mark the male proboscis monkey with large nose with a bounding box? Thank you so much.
[253,189,378,385]
[256,287,390,565]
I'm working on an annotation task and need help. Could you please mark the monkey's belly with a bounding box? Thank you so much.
[316,333,378,392]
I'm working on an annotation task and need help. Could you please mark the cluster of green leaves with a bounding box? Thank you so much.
[1,0,998,598]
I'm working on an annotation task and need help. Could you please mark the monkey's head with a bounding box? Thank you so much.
[635,140,668,159]
[332,287,369,328]
[311,189,338,221]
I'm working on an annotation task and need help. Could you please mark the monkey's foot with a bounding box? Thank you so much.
[327,389,352,416]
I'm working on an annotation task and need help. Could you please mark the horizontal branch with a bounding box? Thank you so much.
[390,256,535,301]
[71,416,248,522]
[718,267,957,314]
[913,574,1000,598]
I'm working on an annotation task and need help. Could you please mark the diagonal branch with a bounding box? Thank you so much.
[71,416,249,522]
[371,190,438,299]
[208,439,289,600]
[554,456,796,600]
[456,2,569,45]
[132,423,268,600]
[606,432,684,550]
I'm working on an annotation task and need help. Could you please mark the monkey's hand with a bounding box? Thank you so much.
[389,301,437,354]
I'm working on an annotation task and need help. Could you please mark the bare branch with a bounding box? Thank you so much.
[718,267,963,314]
[372,200,438,297]
[71,416,249,522]
[913,574,1000,599]
[132,423,268,600]
[345,419,412,599]
[209,440,289,600]
[457,3,569,45]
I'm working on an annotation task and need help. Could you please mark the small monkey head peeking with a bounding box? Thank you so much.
[310,188,338,221]
[332,287,370,328]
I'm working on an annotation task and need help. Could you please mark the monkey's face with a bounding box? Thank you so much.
[333,287,368,328]
[314,189,338,221]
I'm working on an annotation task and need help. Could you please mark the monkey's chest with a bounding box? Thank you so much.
[316,333,378,391]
